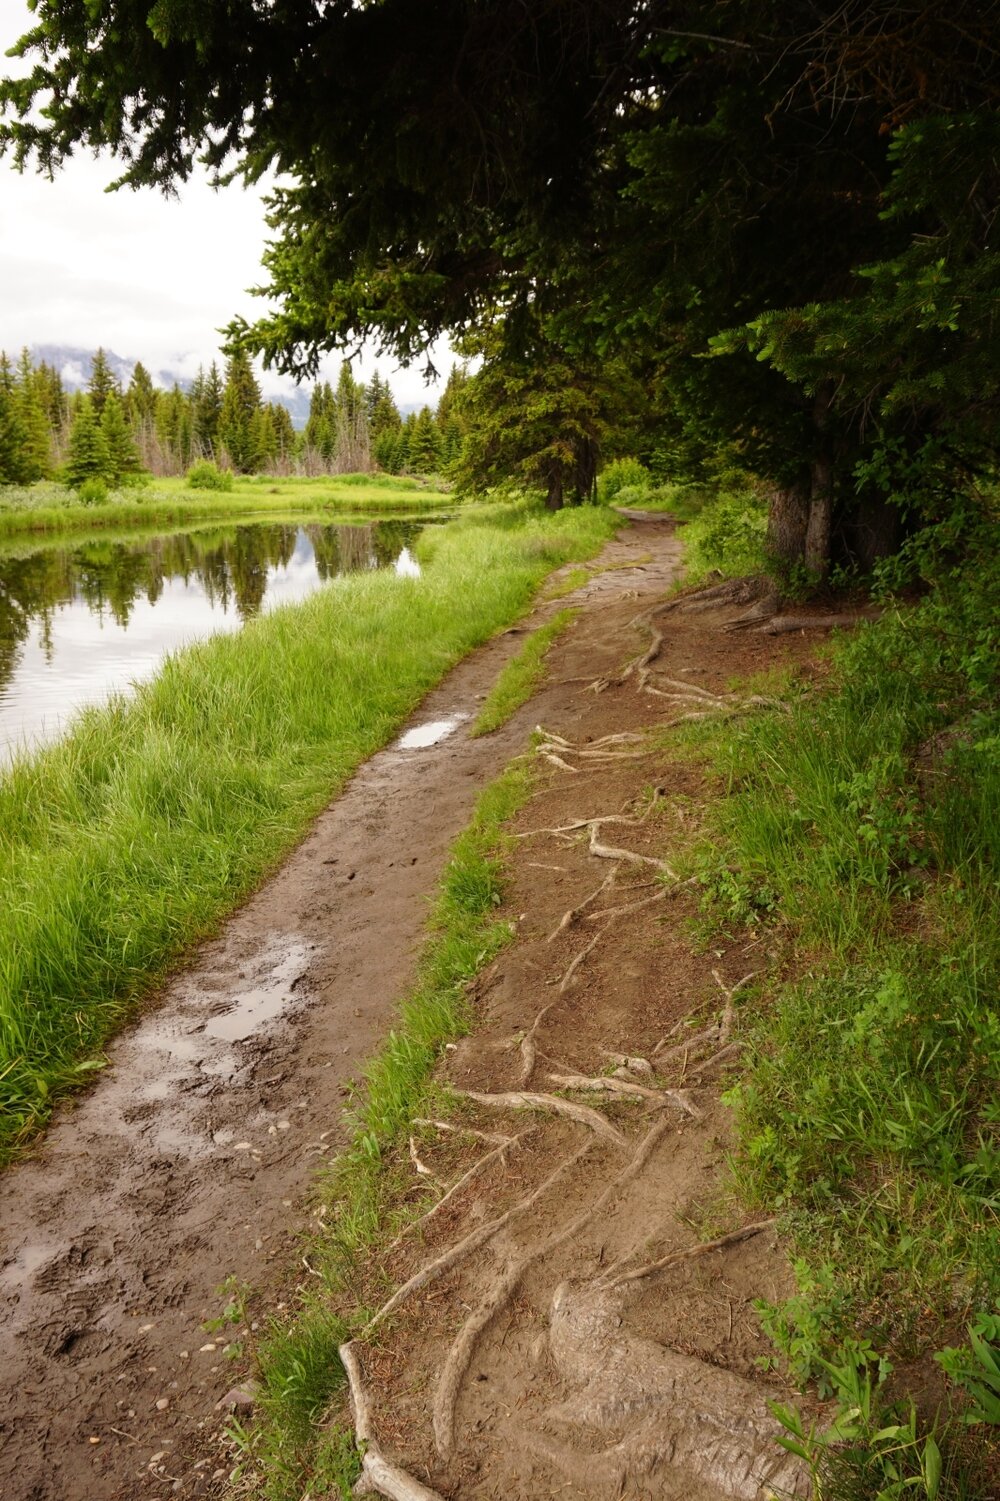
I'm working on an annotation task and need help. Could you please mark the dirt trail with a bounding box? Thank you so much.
[330,541,833,1501]
[0,520,681,1501]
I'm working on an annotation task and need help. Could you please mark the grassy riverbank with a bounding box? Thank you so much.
[0,500,617,1158]
[0,473,449,537]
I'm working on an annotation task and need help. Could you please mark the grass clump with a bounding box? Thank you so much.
[231,760,532,1499]
[186,459,234,491]
[471,607,578,736]
[0,501,615,1157]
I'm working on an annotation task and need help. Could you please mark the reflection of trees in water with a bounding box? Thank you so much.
[0,519,428,698]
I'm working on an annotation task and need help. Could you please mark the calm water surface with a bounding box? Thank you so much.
[0,517,431,761]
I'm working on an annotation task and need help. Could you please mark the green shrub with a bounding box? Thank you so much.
[186,459,234,492]
[597,457,650,503]
[76,477,108,505]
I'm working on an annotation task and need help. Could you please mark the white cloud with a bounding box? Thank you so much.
[0,4,449,406]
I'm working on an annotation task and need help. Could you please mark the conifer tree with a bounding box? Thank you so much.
[65,397,111,487]
[193,361,224,456]
[87,347,119,415]
[125,361,157,428]
[406,406,442,473]
[219,348,263,472]
[101,393,143,484]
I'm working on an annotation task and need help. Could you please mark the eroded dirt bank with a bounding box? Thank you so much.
[0,521,681,1501]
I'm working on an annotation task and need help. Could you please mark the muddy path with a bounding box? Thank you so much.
[0,519,681,1501]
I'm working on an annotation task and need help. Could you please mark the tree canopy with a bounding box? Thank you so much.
[4,1,998,567]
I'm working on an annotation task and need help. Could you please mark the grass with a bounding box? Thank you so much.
[0,472,450,537]
[470,607,578,735]
[231,759,533,1499]
[680,521,1000,1492]
[0,499,617,1158]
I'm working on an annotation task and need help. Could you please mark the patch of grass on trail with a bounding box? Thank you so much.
[0,472,448,536]
[686,526,1000,1491]
[470,607,578,736]
[0,500,616,1158]
[230,761,532,1500]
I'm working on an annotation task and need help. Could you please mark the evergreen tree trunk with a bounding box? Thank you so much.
[766,478,809,566]
[546,473,564,510]
[804,454,833,577]
[803,386,834,578]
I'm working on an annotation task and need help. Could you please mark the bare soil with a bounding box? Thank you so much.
[0,516,834,1501]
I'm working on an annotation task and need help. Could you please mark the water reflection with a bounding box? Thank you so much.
[0,517,426,760]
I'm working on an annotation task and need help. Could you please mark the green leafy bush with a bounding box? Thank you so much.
[187,459,234,492]
[597,457,650,503]
[76,477,108,505]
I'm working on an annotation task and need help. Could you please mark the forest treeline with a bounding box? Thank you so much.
[0,345,469,487]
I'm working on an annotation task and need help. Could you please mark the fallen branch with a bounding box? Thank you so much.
[433,1116,677,1460]
[339,1340,446,1501]
[453,1089,629,1148]
[605,1219,776,1289]
[367,1138,594,1332]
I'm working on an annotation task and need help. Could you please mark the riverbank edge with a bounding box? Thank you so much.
[0,477,451,538]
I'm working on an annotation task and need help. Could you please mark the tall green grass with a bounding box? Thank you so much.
[0,502,616,1156]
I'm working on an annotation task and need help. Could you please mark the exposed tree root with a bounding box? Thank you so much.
[547,869,617,941]
[454,1089,629,1148]
[339,1340,447,1501]
[432,1117,678,1461]
[388,1131,533,1253]
[367,1138,595,1332]
[408,1136,440,1183]
[604,1052,654,1078]
[519,1001,556,1084]
[754,610,878,635]
[558,928,604,993]
[546,1072,702,1120]
[603,1219,776,1290]
[411,1119,513,1148]
[584,887,668,924]
[537,1276,808,1499]
[540,750,580,773]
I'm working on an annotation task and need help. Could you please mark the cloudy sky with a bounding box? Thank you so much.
[0,5,446,406]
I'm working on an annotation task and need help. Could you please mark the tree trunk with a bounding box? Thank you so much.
[803,385,834,577]
[546,473,564,511]
[765,479,809,566]
[804,454,833,577]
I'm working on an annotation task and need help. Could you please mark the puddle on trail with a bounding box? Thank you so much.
[108,936,314,1158]
[396,712,469,750]
[204,944,311,1042]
